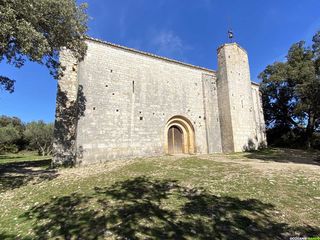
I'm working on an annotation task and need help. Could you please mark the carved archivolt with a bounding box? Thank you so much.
[164,116,195,154]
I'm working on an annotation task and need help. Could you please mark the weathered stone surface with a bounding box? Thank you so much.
[53,38,266,166]
[53,49,82,166]
[217,43,266,152]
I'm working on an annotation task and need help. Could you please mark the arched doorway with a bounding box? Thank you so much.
[165,116,195,154]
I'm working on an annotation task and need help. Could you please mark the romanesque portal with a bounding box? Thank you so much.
[165,116,195,155]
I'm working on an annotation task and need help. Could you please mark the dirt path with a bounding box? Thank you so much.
[58,150,320,180]
[198,151,320,181]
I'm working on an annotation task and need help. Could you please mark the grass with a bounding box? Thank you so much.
[0,152,54,194]
[0,149,319,239]
[0,151,51,164]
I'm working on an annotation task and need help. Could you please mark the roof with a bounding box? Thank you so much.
[86,36,216,73]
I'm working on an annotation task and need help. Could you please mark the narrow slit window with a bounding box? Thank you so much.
[132,81,135,93]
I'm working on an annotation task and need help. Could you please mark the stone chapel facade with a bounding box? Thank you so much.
[53,37,266,166]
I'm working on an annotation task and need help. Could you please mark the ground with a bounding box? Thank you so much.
[0,149,319,239]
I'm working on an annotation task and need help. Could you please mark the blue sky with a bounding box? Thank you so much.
[1,0,320,123]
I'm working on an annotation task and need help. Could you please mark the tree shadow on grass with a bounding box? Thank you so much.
[0,232,18,240]
[19,176,320,239]
[0,159,58,192]
[0,155,23,160]
[21,193,106,240]
[244,148,320,166]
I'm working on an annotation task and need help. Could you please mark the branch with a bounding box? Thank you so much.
[0,76,15,93]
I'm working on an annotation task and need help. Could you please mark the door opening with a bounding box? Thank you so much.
[168,126,183,154]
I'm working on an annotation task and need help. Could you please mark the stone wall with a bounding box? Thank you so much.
[202,73,223,153]
[251,83,267,147]
[74,39,222,164]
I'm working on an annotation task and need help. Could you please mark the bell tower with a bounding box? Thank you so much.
[217,42,257,152]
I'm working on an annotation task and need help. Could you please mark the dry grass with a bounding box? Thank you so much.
[0,149,319,239]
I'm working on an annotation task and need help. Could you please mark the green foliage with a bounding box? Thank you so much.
[259,31,320,149]
[0,115,25,153]
[0,115,25,133]
[0,124,20,153]
[0,76,15,93]
[0,115,54,155]
[24,121,54,156]
[0,0,88,93]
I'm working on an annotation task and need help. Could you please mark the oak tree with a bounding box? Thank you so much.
[24,121,54,156]
[259,31,320,148]
[0,0,88,93]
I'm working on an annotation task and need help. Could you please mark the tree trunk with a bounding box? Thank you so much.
[306,113,316,149]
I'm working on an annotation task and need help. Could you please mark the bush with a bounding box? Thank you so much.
[266,127,320,150]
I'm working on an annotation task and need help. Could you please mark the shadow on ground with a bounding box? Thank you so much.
[0,159,58,192]
[244,148,320,166]
[0,155,23,160]
[12,176,319,239]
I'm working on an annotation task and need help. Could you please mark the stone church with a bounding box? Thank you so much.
[53,37,266,166]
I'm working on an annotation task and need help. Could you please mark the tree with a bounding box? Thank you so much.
[259,31,320,148]
[0,115,25,132]
[24,121,54,156]
[0,0,88,93]
[0,124,21,153]
[0,115,25,153]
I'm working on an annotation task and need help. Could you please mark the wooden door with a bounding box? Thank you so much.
[168,126,183,154]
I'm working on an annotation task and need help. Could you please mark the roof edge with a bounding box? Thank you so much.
[217,42,248,55]
[251,81,260,87]
[85,36,216,74]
